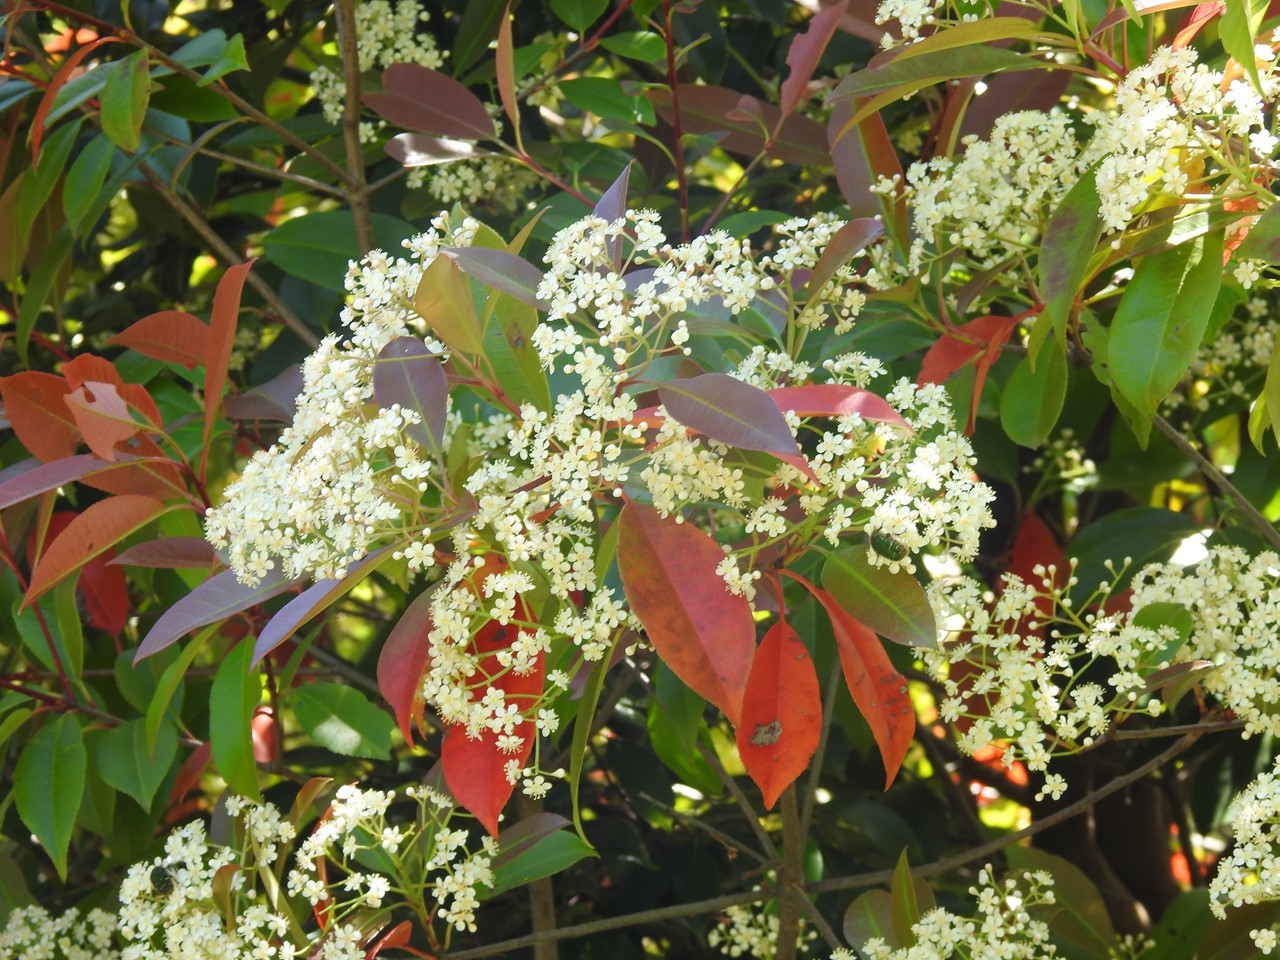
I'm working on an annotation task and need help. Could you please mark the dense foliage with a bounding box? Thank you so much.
[2,1,1280,958]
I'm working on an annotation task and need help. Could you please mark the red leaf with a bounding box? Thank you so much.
[363,63,497,141]
[658,373,801,457]
[106,311,210,370]
[25,495,172,607]
[780,0,850,118]
[649,84,830,166]
[378,588,436,743]
[64,381,140,462]
[61,354,124,390]
[789,573,913,788]
[442,614,545,835]
[203,261,255,468]
[365,920,413,960]
[31,37,121,165]
[736,619,822,809]
[828,99,908,233]
[1003,512,1068,629]
[917,314,1019,433]
[616,501,755,727]
[0,372,80,462]
[1173,2,1224,48]
[81,548,129,637]
[768,384,909,429]
[81,434,187,500]
[495,5,520,141]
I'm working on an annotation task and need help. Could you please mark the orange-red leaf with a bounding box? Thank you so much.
[25,495,172,607]
[917,315,1019,434]
[31,38,121,165]
[64,381,140,461]
[377,588,435,743]
[203,261,255,467]
[616,501,756,727]
[0,372,80,462]
[365,920,413,960]
[768,384,909,429]
[61,354,124,390]
[789,572,913,789]
[106,311,210,370]
[81,434,186,500]
[736,620,821,809]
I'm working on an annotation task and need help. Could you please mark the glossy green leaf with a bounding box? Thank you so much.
[599,31,665,61]
[63,132,115,236]
[413,252,485,355]
[999,346,1068,448]
[1006,847,1117,955]
[90,718,178,812]
[292,683,394,760]
[844,890,900,951]
[560,77,655,126]
[195,33,248,86]
[1132,602,1193,663]
[820,546,937,648]
[100,50,151,153]
[1109,231,1223,416]
[18,120,81,241]
[209,640,261,799]
[1220,0,1267,95]
[262,212,416,290]
[16,225,72,365]
[483,293,551,412]
[483,830,596,898]
[1067,507,1198,599]
[14,713,85,880]
[1234,203,1280,263]
[551,0,607,31]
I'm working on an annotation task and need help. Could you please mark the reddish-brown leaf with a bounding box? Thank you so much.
[106,311,210,370]
[1174,2,1224,48]
[40,511,129,639]
[81,434,187,500]
[616,501,755,727]
[917,314,1019,433]
[64,381,140,461]
[828,99,908,234]
[1003,512,1068,629]
[203,262,255,471]
[780,0,849,118]
[495,5,520,143]
[25,495,173,607]
[790,572,913,788]
[61,354,123,390]
[111,536,219,569]
[31,38,121,165]
[649,84,829,166]
[442,614,545,835]
[768,384,909,429]
[363,63,497,140]
[377,587,436,743]
[365,920,413,960]
[736,619,822,809]
[0,372,80,462]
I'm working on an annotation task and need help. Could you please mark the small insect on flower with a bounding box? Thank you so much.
[870,533,908,562]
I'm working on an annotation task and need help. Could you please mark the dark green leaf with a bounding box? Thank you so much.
[560,77,655,126]
[90,718,178,812]
[551,0,607,31]
[844,890,900,950]
[292,683,393,760]
[599,31,666,62]
[999,346,1068,448]
[483,830,596,897]
[1067,507,1198,599]
[15,224,72,366]
[262,212,416,290]
[14,714,85,880]
[1007,847,1117,955]
[820,546,937,648]
[1037,169,1102,361]
[19,120,81,240]
[63,133,115,236]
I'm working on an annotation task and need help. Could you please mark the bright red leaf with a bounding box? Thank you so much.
[365,920,413,960]
[0,372,80,462]
[616,501,756,727]
[917,314,1020,433]
[736,619,822,809]
[106,311,210,370]
[377,588,436,743]
[768,384,909,429]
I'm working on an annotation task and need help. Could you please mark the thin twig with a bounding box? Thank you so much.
[698,740,779,860]
[798,662,842,842]
[335,0,375,255]
[140,167,320,348]
[638,792,770,865]
[1152,414,1280,552]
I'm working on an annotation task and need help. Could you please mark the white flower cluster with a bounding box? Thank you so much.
[310,0,446,142]
[874,43,1280,303]
[1023,429,1097,497]
[874,0,947,46]
[205,213,478,584]
[1209,756,1280,951]
[855,866,1058,960]
[406,156,540,211]
[708,885,815,960]
[0,905,118,960]
[929,545,1280,794]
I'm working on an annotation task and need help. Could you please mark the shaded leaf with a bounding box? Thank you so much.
[616,501,755,726]
[658,373,801,457]
[30,38,121,164]
[1037,169,1103,358]
[106,311,209,369]
[593,161,633,270]
[495,5,520,142]
[25,495,171,607]
[363,63,496,140]
[1235,203,1280,262]
[821,546,937,648]
[1006,847,1117,954]
[262,212,415,290]
[90,718,177,812]
[373,338,448,454]
[551,0,607,30]
[648,85,829,166]
[14,713,85,880]
[844,890,899,950]
[222,365,303,423]
[828,99,905,229]
[999,347,1068,448]
[111,536,218,569]
[736,619,822,809]
[780,0,849,117]
[803,218,883,308]
[136,565,302,661]
[209,640,260,798]
[292,683,393,759]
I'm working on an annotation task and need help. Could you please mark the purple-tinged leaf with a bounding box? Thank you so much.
[648,85,829,165]
[111,537,219,569]
[442,247,549,309]
[385,133,483,167]
[373,338,448,454]
[414,254,485,356]
[593,161,633,270]
[780,0,849,118]
[363,63,496,141]
[135,565,301,662]
[658,373,801,457]
[222,365,303,423]
[252,549,390,664]
[803,218,883,308]
[1036,170,1103,362]
[0,454,162,510]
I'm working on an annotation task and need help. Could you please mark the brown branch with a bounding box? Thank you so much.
[334,0,374,255]
[775,785,804,960]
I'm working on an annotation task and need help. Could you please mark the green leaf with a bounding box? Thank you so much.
[1234,203,1280,262]
[999,346,1068,448]
[0,708,32,752]
[100,50,151,153]
[1220,0,1266,96]
[873,16,1039,62]
[1037,169,1103,362]
[19,120,81,241]
[89,718,178,812]
[1261,324,1280,447]
[646,662,723,798]
[483,293,551,411]
[262,211,416,290]
[292,683,394,760]
[413,252,485,355]
[600,31,666,62]
[832,46,1039,100]
[1006,847,1117,955]
[1109,231,1223,416]
[209,640,261,799]
[889,849,922,945]
[16,224,72,366]
[1131,602,1193,663]
[560,77,655,126]
[146,627,212,753]
[844,890,900,951]
[14,713,86,880]
[820,545,937,648]
[551,0,607,31]
[196,33,248,86]
[1067,507,1198,599]
[483,830,596,897]
[63,132,115,236]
